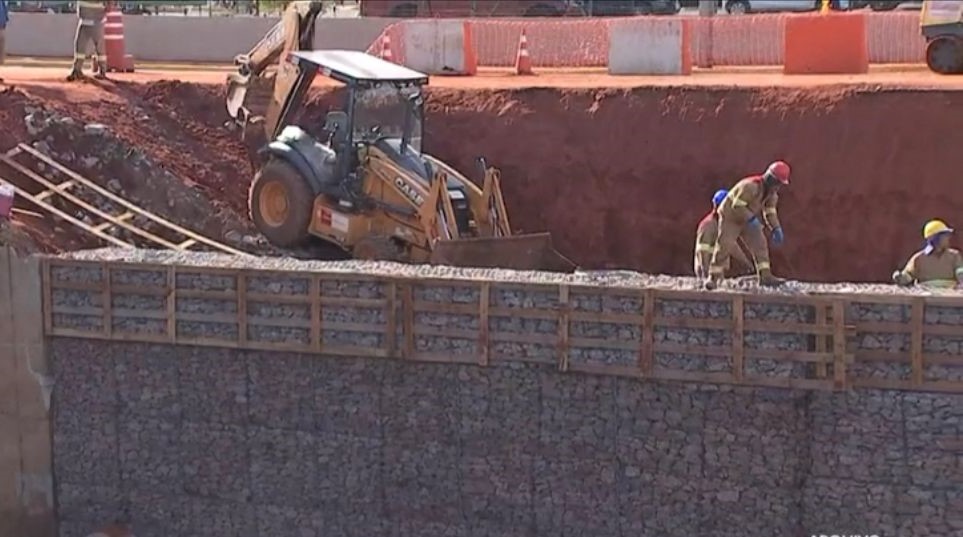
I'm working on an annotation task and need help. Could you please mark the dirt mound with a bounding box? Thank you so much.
[3,80,961,282]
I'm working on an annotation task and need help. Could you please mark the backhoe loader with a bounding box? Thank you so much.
[224,1,575,271]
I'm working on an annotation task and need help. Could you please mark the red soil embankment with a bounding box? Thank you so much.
[3,80,959,282]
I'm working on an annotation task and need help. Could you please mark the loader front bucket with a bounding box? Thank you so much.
[429,233,577,273]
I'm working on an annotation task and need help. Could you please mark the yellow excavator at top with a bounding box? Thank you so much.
[224,1,575,271]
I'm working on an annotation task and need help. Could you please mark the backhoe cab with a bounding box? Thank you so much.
[246,49,575,272]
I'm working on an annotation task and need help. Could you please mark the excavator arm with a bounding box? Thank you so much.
[225,1,324,151]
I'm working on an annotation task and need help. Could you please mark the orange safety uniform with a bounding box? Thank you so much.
[694,210,753,279]
[897,248,963,289]
[707,175,782,280]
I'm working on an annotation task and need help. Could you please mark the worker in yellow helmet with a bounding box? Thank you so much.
[892,219,963,289]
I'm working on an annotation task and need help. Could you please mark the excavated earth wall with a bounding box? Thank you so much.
[8,83,963,281]
[46,250,963,537]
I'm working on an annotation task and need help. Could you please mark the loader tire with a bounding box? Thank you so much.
[249,159,314,248]
[926,37,963,75]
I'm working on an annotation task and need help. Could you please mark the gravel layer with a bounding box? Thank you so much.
[54,248,961,296]
[51,339,963,537]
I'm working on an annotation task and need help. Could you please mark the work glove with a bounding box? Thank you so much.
[771,227,784,246]
[747,216,761,228]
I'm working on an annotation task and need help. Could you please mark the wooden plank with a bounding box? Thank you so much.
[34,179,77,201]
[568,310,641,324]
[490,332,556,346]
[655,317,732,330]
[832,300,848,390]
[1,155,184,250]
[17,144,251,257]
[91,210,132,232]
[557,286,570,372]
[815,304,828,379]
[639,289,655,377]
[478,282,490,366]
[732,296,744,382]
[237,274,248,345]
[652,289,733,303]
[5,183,133,248]
[911,298,924,387]
[177,239,198,250]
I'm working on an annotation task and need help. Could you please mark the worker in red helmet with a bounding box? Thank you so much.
[704,160,790,290]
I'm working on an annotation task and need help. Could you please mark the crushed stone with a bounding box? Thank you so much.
[55,248,959,297]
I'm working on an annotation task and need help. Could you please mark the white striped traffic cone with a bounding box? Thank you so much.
[515,29,533,75]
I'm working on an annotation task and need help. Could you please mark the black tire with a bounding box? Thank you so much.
[926,37,963,75]
[389,3,418,17]
[524,4,561,17]
[248,159,315,248]
[726,0,750,14]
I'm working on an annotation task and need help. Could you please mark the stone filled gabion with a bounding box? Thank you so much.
[50,339,963,537]
[46,248,963,385]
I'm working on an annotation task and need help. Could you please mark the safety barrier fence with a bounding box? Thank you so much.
[42,258,963,394]
[366,11,926,68]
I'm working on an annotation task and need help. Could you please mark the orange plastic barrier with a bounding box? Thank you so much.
[783,13,868,75]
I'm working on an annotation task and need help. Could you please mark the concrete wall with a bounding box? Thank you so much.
[0,247,54,537]
[49,339,962,537]
[3,13,394,62]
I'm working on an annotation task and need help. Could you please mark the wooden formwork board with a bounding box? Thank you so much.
[0,144,249,256]
[39,259,963,393]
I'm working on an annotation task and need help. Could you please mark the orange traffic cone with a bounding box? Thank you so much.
[381,34,394,63]
[515,29,533,75]
[104,2,135,72]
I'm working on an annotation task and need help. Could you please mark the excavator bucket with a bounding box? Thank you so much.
[429,232,578,273]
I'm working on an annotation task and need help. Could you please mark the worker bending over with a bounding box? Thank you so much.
[694,188,754,280]
[68,1,108,81]
[892,219,963,289]
[704,160,790,290]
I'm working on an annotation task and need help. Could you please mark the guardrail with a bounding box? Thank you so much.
[40,258,963,394]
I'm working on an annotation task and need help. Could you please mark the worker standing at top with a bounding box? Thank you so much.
[68,1,108,81]
[704,160,791,290]
[694,188,754,280]
[892,220,963,289]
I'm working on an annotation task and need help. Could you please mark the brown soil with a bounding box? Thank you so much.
[2,78,961,282]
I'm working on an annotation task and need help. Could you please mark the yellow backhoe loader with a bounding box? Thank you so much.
[225,1,575,271]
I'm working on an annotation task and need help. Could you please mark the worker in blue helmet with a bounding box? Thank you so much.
[694,189,753,280]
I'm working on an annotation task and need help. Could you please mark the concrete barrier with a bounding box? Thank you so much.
[401,20,476,75]
[3,13,394,63]
[608,18,691,76]
[0,247,53,537]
